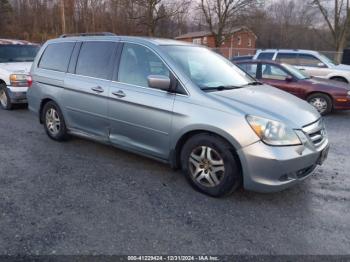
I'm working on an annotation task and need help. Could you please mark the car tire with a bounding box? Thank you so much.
[180,133,242,197]
[307,93,332,115]
[0,84,13,110]
[42,101,68,141]
[330,77,348,83]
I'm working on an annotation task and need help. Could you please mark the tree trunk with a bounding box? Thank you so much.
[61,0,66,34]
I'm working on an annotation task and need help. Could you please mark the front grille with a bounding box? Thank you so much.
[302,119,327,147]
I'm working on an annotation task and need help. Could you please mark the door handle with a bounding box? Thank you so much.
[91,86,104,93]
[112,90,126,98]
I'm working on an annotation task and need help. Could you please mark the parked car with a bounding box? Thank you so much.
[231,55,253,63]
[236,60,350,115]
[253,49,350,84]
[0,39,39,109]
[27,34,329,197]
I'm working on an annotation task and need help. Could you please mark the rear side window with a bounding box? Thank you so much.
[276,53,298,65]
[39,42,75,72]
[298,54,323,67]
[75,41,116,79]
[257,52,274,60]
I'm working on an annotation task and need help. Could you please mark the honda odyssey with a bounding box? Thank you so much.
[27,34,329,197]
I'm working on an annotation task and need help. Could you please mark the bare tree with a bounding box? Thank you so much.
[199,0,259,47]
[60,0,66,33]
[312,0,350,62]
[131,0,190,36]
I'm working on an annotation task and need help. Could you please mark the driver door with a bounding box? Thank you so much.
[108,43,175,159]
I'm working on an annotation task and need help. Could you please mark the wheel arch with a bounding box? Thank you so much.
[171,129,243,174]
[39,98,56,123]
[306,91,333,102]
[329,75,349,83]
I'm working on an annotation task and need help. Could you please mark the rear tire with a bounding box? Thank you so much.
[180,134,242,197]
[0,84,13,110]
[307,93,332,115]
[42,101,68,141]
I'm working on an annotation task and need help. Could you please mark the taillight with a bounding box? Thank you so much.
[10,74,32,87]
[27,75,33,88]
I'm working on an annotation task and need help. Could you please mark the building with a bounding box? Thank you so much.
[175,26,257,58]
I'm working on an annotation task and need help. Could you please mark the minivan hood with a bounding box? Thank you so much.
[209,85,320,128]
[0,62,32,74]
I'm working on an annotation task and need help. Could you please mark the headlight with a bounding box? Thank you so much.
[10,74,30,87]
[246,115,301,146]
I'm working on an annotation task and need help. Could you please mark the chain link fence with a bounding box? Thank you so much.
[210,47,343,62]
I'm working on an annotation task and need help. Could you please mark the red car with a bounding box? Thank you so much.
[236,60,350,115]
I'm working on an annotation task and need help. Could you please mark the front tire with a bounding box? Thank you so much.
[307,93,332,115]
[42,101,68,141]
[0,84,13,110]
[180,134,242,197]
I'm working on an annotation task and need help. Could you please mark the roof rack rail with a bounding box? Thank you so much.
[59,32,116,38]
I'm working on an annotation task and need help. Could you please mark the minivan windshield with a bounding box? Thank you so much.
[162,45,255,91]
[0,45,39,63]
[282,63,310,80]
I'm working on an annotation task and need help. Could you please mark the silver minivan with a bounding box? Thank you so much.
[27,34,329,197]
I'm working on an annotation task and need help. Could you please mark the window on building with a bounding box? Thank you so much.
[237,36,241,45]
[193,38,202,45]
[203,37,208,45]
[248,38,252,47]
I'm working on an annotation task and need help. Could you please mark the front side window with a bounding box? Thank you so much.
[298,54,324,67]
[276,53,298,65]
[162,45,254,90]
[118,43,169,88]
[75,41,116,79]
[261,64,289,80]
[0,45,39,63]
[282,63,310,80]
[39,42,75,72]
[237,63,257,78]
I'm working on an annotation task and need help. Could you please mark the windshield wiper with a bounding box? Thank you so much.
[246,81,263,86]
[201,85,242,91]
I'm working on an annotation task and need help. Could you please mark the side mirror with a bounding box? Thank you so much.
[317,62,326,68]
[147,75,171,91]
[285,75,293,82]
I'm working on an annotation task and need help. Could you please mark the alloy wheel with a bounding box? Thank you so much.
[188,146,225,187]
[46,108,61,136]
[0,89,8,108]
[309,97,328,114]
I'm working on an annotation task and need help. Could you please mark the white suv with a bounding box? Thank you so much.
[253,49,350,84]
[0,39,39,110]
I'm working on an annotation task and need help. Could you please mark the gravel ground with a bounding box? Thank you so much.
[0,107,349,255]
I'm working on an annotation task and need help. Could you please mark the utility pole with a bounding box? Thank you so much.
[61,0,66,34]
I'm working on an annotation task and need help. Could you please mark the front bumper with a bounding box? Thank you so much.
[7,86,28,104]
[333,96,350,110]
[237,123,329,192]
